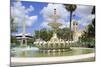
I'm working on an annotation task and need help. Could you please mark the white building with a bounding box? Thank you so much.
[72,20,83,42]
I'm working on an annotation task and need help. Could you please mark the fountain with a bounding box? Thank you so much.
[11,13,39,54]
[34,9,72,52]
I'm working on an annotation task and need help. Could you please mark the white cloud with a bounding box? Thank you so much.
[77,14,94,27]
[26,15,38,26]
[57,19,68,29]
[41,19,69,29]
[40,21,51,29]
[40,3,69,29]
[73,5,94,29]
[74,5,93,17]
[87,14,95,20]
[40,4,69,20]
[59,22,69,29]
[11,1,37,26]
[40,4,94,30]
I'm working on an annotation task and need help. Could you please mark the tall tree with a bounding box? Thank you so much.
[91,6,95,37]
[86,6,95,38]
[11,17,18,32]
[80,6,95,48]
[34,28,53,41]
[34,28,71,41]
[64,4,77,41]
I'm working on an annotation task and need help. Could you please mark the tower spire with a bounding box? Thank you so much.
[54,8,57,22]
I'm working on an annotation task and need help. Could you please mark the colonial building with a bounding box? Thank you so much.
[72,20,83,42]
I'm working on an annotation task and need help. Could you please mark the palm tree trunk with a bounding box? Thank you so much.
[69,11,73,41]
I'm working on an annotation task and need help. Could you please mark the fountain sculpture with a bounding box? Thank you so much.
[34,9,73,52]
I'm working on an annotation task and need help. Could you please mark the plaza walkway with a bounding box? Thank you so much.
[11,53,95,66]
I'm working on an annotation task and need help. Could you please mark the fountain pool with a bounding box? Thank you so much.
[11,47,94,57]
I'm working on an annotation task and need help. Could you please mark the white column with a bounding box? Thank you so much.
[22,17,26,46]
[22,17,26,38]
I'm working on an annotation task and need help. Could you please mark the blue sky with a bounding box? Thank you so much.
[11,0,95,36]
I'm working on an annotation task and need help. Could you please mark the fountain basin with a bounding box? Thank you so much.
[11,47,94,57]
[11,47,95,66]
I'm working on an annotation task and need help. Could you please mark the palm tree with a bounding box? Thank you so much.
[64,4,77,41]
[11,17,18,32]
